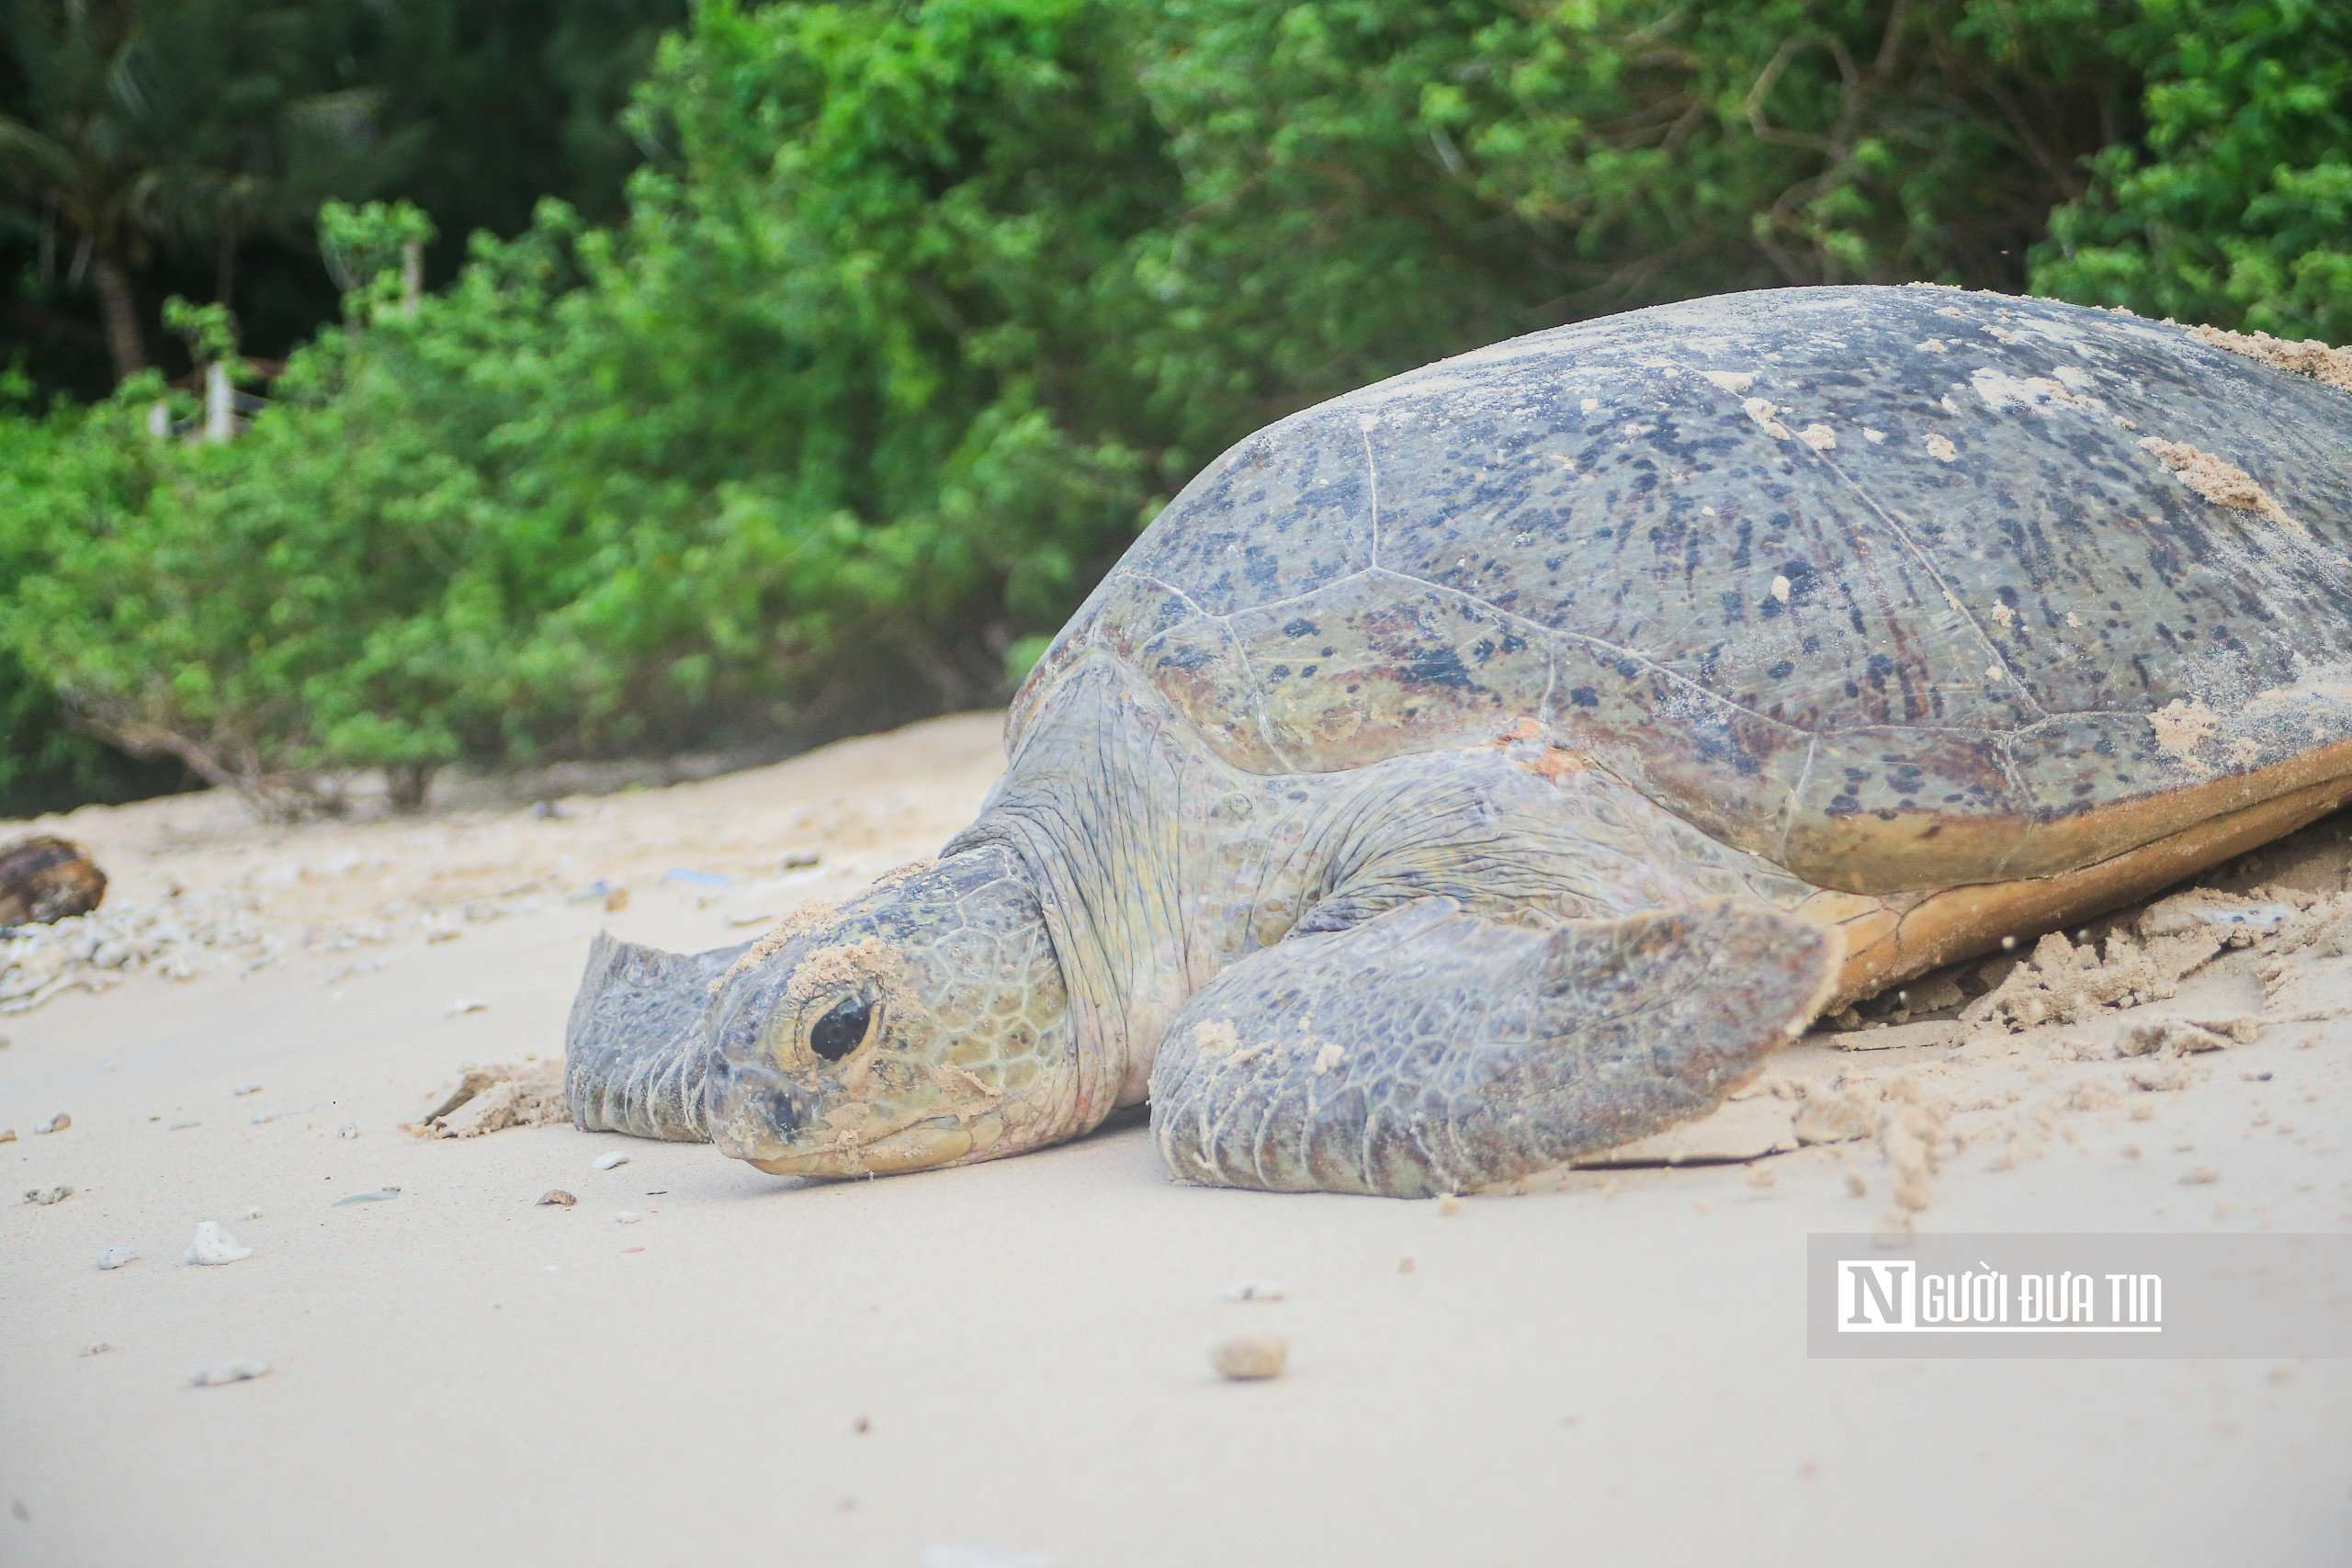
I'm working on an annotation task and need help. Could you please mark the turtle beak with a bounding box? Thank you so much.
[706,1069,830,1163]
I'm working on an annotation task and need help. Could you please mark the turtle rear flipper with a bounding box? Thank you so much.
[1148,898,1837,1197]
[564,932,749,1141]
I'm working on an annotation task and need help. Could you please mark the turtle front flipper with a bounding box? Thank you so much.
[1148,898,1838,1197]
[563,932,750,1141]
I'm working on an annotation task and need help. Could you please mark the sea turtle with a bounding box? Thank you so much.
[563,284,2352,1197]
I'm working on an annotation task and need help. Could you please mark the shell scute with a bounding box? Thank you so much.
[1022,287,2352,893]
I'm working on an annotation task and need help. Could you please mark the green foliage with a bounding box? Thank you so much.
[1126,0,2124,423]
[2032,0,2352,340]
[6,0,1176,814]
[0,378,188,814]
[3,0,2348,818]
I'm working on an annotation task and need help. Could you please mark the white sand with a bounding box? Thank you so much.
[5,712,2349,1566]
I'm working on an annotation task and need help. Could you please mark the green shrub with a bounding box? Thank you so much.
[6,0,1178,815]
[1126,0,2123,419]
[5,0,2348,818]
[2033,0,2352,339]
[0,382,196,816]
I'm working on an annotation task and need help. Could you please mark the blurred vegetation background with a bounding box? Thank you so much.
[1,0,2346,817]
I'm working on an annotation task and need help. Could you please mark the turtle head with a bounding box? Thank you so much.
[703,845,1078,1176]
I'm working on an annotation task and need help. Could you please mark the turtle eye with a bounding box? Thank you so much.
[809,996,876,1063]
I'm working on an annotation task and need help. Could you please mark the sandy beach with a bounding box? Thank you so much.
[5,711,2349,1567]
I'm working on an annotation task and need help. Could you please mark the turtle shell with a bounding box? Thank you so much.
[1012,286,2352,896]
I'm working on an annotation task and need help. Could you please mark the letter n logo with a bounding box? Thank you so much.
[1838,1260,1915,1330]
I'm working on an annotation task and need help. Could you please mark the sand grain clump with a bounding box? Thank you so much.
[2139,437,2293,525]
[718,898,838,991]
[406,1059,566,1138]
[2188,324,2352,394]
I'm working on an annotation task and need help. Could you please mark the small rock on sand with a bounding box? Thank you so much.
[190,1359,272,1388]
[183,1221,253,1265]
[1435,1193,1464,1215]
[593,1151,630,1170]
[96,1247,139,1269]
[33,1112,69,1134]
[1793,1089,1876,1145]
[2128,1062,2193,1092]
[2181,1165,2221,1186]
[406,1060,565,1139]
[2118,1016,2257,1056]
[538,1190,578,1207]
[1210,1335,1288,1382]
[24,1186,73,1205]
[615,1210,643,1224]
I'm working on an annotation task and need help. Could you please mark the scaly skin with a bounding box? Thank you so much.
[574,657,1837,1193]
[1150,899,1831,1196]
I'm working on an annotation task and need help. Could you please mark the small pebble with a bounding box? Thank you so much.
[2182,1165,2221,1185]
[338,1122,359,1139]
[593,1151,630,1170]
[1210,1334,1288,1382]
[190,1359,272,1388]
[96,1247,139,1270]
[244,1205,264,1220]
[1745,1166,1777,1190]
[24,1186,73,1206]
[33,1112,69,1134]
[80,1343,111,1358]
[447,998,489,1017]
[1223,1280,1288,1303]
[331,1188,401,1206]
[538,1190,578,1207]
[1435,1194,1464,1215]
[184,1221,253,1265]
[232,1084,262,1097]
[615,1210,643,1224]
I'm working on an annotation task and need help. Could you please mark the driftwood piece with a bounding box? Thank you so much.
[0,836,107,927]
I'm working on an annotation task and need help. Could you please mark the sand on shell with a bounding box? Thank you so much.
[4,711,2350,1567]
